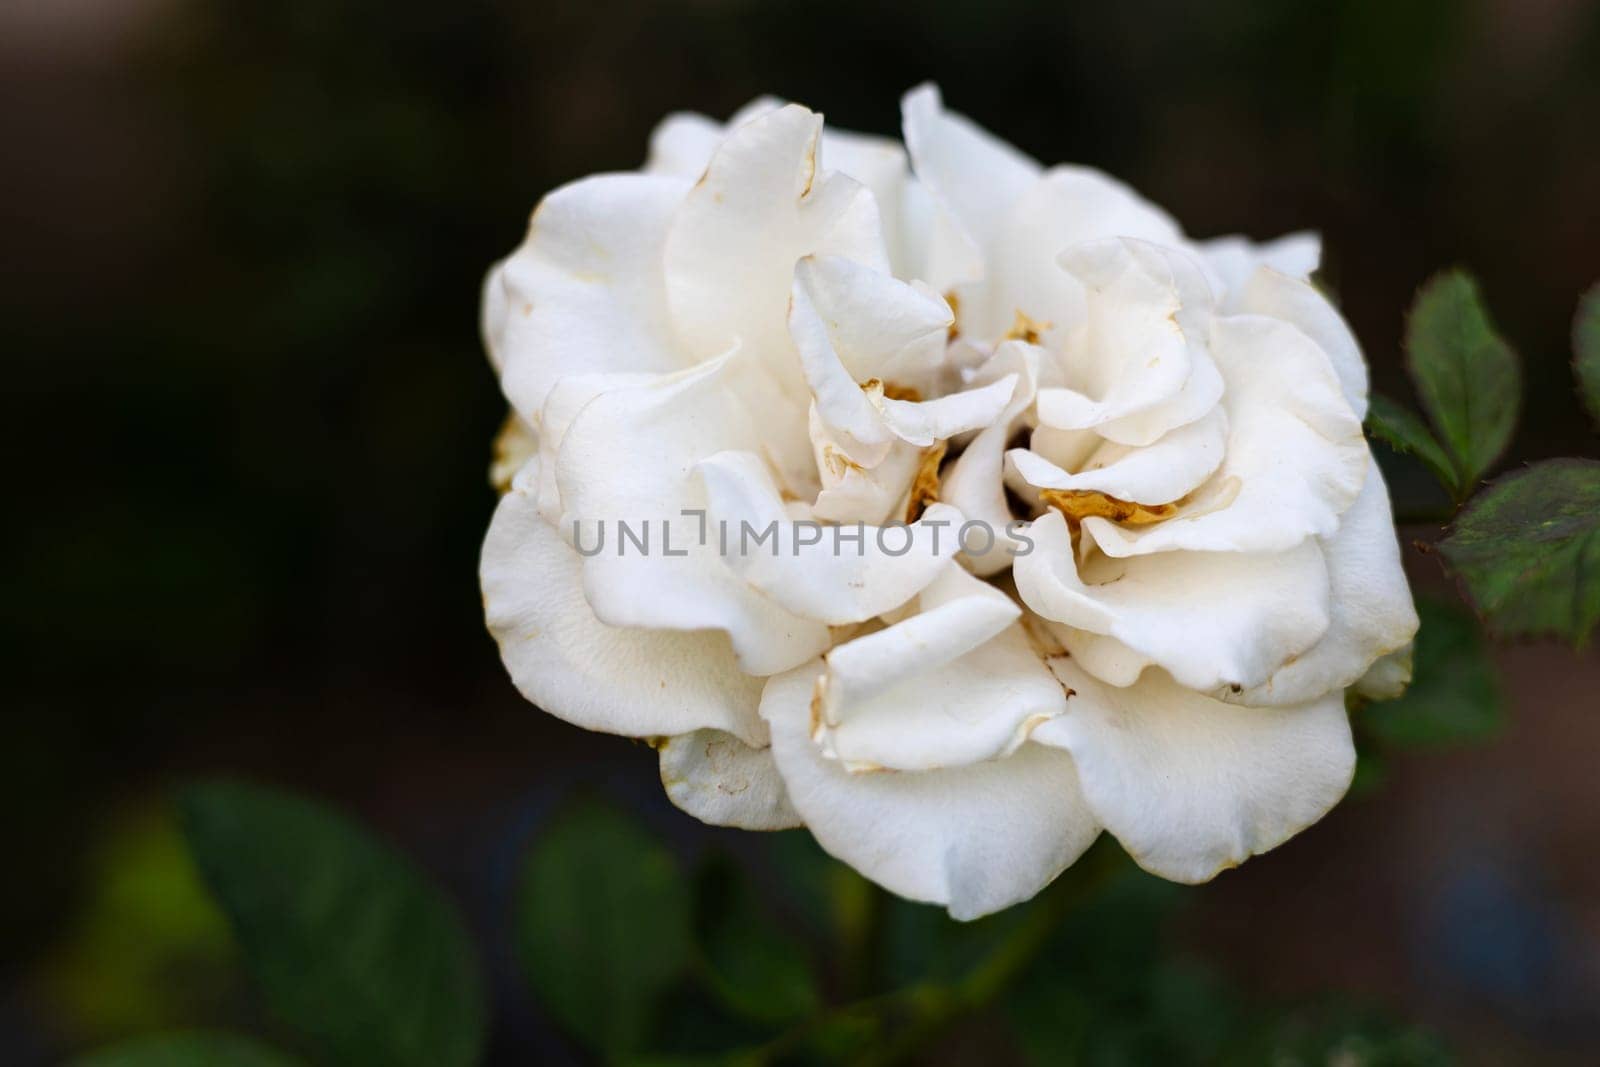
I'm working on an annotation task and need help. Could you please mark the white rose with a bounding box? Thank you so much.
[479,84,1418,919]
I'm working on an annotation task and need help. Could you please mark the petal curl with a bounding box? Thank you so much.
[1202,231,1320,309]
[1084,314,1367,557]
[1035,239,1223,446]
[664,105,891,491]
[496,174,692,423]
[1035,659,1355,883]
[813,565,1068,770]
[979,166,1187,345]
[1233,462,1419,705]
[1009,407,1228,506]
[697,450,963,625]
[480,472,765,743]
[761,662,1098,920]
[1236,266,1368,419]
[555,355,831,675]
[659,729,801,830]
[1015,511,1331,692]
[901,83,1041,292]
[939,340,1041,575]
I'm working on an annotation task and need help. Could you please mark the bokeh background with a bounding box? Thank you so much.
[5,0,1599,1063]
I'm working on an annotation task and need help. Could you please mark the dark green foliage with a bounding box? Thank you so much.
[1403,270,1520,499]
[516,801,693,1058]
[178,780,486,1067]
[1366,394,1458,497]
[693,856,820,1025]
[68,1032,304,1067]
[1439,459,1600,647]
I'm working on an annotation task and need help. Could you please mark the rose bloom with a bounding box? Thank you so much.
[480,86,1418,919]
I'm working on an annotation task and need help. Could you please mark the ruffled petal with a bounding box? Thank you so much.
[555,355,831,675]
[659,729,801,830]
[901,83,1041,292]
[663,104,891,491]
[644,97,782,177]
[496,174,692,423]
[1202,231,1320,309]
[481,471,765,743]
[788,254,953,452]
[1035,659,1355,882]
[813,564,1068,770]
[1084,314,1368,557]
[1235,266,1369,419]
[1015,511,1331,692]
[1009,407,1228,506]
[939,341,1041,575]
[1035,239,1223,446]
[808,410,927,526]
[1233,462,1419,705]
[697,450,963,625]
[979,165,1187,344]
[535,372,656,525]
[761,662,1098,920]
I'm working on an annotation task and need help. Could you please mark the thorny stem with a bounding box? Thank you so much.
[734,843,1125,1067]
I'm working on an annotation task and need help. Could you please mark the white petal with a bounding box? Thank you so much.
[645,111,727,178]
[1036,659,1355,883]
[659,729,801,830]
[813,565,1068,770]
[1085,314,1368,557]
[818,128,920,280]
[1236,266,1369,419]
[1234,462,1419,705]
[535,372,657,525]
[979,165,1186,344]
[761,663,1099,920]
[646,102,915,280]
[1015,512,1331,692]
[663,105,890,492]
[939,341,1040,575]
[809,412,926,526]
[901,83,1041,291]
[645,98,786,178]
[791,254,954,387]
[480,477,765,743]
[697,450,963,625]
[788,255,953,451]
[496,174,691,423]
[664,104,890,365]
[1202,231,1320,308]
[555,355,831,675]
[1008,406,1228,506]
[1036,239,1223,446]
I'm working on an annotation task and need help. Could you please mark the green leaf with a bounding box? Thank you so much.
[1366,393,1460,497]
[178,781,486,1067]
[693,856,819,1025]
[1404,270,1520,495]
[1439,458,1600,646]
[1362,598,1502,746]
[1575,281,1600,430]
[517,800,693,1058]
[69,1030,306,1067]
[37,806,237,1038]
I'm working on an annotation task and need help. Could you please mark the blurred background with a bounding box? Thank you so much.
[4,0,1599,1063]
